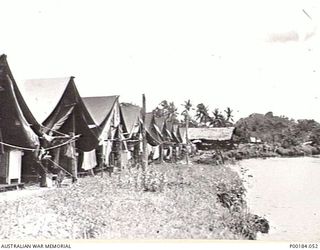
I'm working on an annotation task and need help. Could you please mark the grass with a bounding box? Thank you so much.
[0,162,266,240]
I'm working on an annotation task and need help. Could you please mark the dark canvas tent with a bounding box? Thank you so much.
[0,54,40,184]
[178,127,187,144]
[145,113,162,146]
[21,77,99,182]
[154,117,166,136]
[119,103,142,165]
[154,117,177,161]
[82,96,120,140]
[22,77,99,151]
[120,103,141,138]
[169,123,181,144]
[82,96,121,168]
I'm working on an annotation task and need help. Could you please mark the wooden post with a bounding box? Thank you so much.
[39,135,49,187]
[185,115,189,165]
[118,136,122,171]
[39,161,48,187]
[70,112,78,183]
[159,144,164,163]
[141,94,148,171]
[172,145,176,163]
[100,145,105,177]
[53,147,61,167]
[70,132,78,183]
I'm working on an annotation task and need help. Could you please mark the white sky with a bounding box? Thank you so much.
[1,0,320,122]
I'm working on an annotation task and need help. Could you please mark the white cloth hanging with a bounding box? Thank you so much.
[81,149,97,170]
[102,140,113,166]
[152,145,160,160]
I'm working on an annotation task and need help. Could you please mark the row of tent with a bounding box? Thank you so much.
[0,54,191,187]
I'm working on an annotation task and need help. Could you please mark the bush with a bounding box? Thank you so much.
[116,165,165,192]
[219,212,269,240]
[216,178,246,212]
[215,173,269,240]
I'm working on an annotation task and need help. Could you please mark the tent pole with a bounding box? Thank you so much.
[185,116,189,165]
[141,94,148,171]
[159,143,164,163]
[100,144,104,177]
[117,128,122,171]
[70,112,78,183]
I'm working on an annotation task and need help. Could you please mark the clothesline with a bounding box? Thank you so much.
[103,138,140,142]
[0,135,80,152]
[0,141,38,151]
[0,136,181,152]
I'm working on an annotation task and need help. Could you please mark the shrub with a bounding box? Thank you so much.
[216,178,246,212]
[215,172,269,240]
[116,165,165,192]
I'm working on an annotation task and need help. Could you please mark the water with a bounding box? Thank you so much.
[234,157,320,241]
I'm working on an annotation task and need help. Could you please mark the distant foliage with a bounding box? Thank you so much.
[235,112,320,147]
[153,100,179,123]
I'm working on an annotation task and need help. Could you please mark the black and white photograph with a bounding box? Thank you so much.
[0,0,319,249]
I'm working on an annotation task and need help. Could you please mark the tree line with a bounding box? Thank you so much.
[152,100,235,127]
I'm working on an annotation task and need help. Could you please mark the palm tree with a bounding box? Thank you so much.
[154,100,178,122]
[167,101,178,122]
[224,107,234,122]
[224,107,234,127]
[211,108,226,127]
[181,99,192,165]
[195,103,211,125]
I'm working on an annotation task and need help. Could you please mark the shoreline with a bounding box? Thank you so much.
[231,156,320,241]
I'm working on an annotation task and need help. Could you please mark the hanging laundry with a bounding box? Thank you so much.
[103,140,112,166]
[64,143,76,159]
[81,149,97,170]
[152,145,160,160]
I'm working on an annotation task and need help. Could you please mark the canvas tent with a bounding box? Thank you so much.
[155,117,175,143]
[21,77,99,182]
[0,54,40,185]
[82,96,121,169]
[178,127,187,144]
[164,121,182,161]
[119,103,142,164]
[145,113,162,147]
[171,123,182,144]
[120,103,141,139]
[144,113,164,161]
[154,117,179,161]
